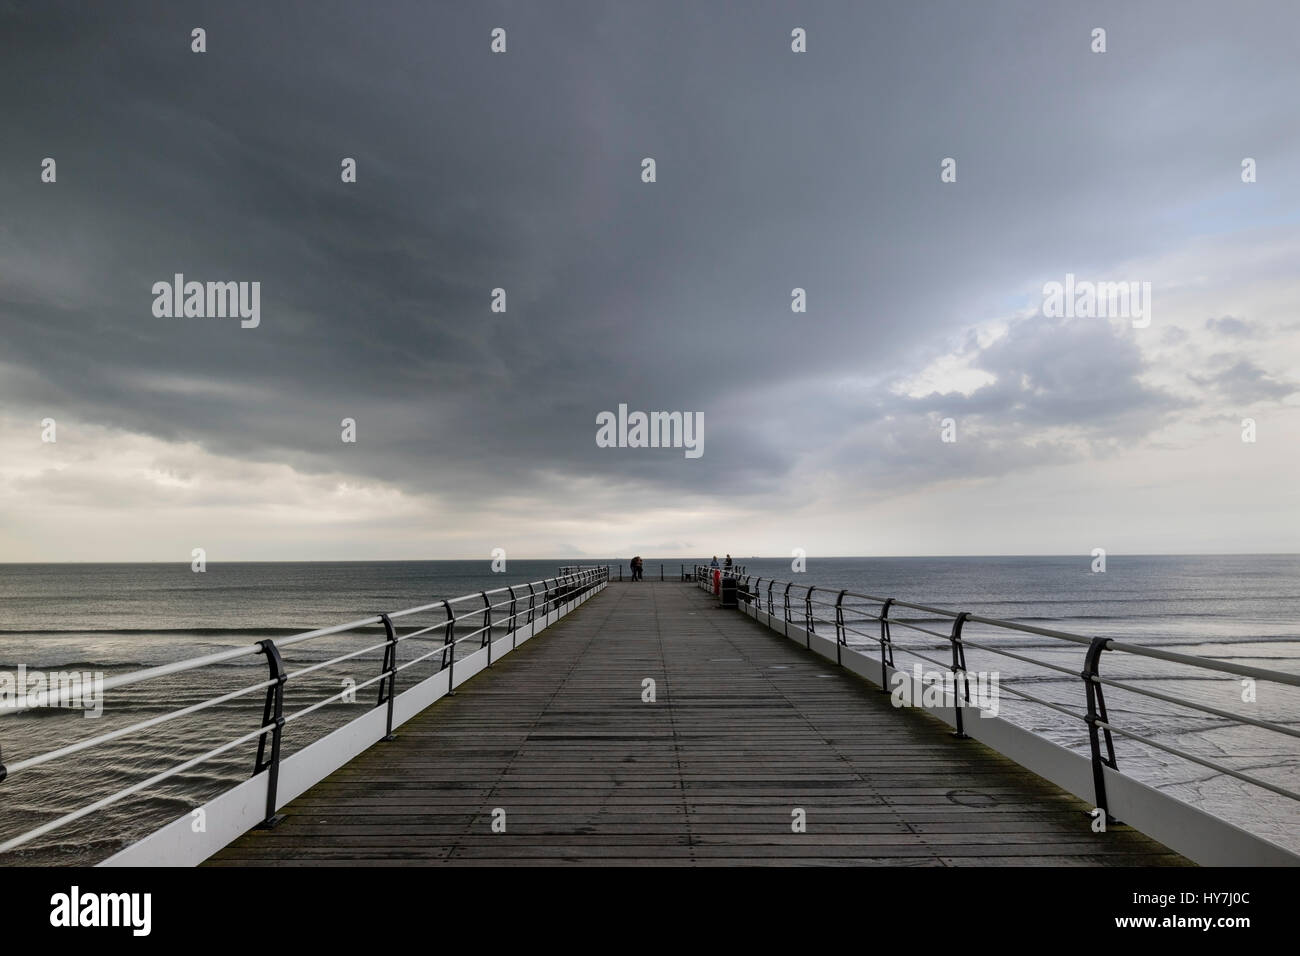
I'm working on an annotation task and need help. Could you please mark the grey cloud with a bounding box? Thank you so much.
[2,0,1298,524]
[812,313,1184,492]
[1189,358,1296,405]
[1205,316,1254,337]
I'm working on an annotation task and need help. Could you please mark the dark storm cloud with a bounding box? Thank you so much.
[3,0,1299,507]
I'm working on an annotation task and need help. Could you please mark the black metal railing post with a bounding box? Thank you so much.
[441,600,457,696]
[480,591,493,666]
[783,582,793,637]
[767,579,775,615]
[527,583,536,625]
[375,613,398,741]
[878,598,895,691]
[507,586,518,647]
[1083,636,1119,821]
[948,612,971,738]
[834,589,847,666]
[804,586,815,647]
[252,638,288,828]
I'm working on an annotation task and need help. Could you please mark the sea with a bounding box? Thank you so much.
[0,556,1296,865]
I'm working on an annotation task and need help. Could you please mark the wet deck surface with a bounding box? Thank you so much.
[209,582,1187,866]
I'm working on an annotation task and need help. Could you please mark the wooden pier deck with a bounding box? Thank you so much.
[208,582,1187,866]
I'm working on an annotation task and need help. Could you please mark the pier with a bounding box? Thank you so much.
[205,581,1183,865]
[4,566,1298,867]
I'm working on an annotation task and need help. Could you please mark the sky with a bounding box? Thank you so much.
[1,0,1297,561]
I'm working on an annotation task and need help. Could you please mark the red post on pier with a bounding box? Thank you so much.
[713,569,721,595]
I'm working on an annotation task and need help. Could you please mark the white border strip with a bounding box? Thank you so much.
[100,583,604,867]
[722,583,1300,867]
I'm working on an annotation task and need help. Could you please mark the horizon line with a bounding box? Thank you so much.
[1,551,1297,565]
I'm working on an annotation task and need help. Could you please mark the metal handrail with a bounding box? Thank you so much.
[695,566,1300,818]
[0,566,608,856]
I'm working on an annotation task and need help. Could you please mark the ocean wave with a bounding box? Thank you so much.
[0,626,359,635]
[0,659,158,671]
